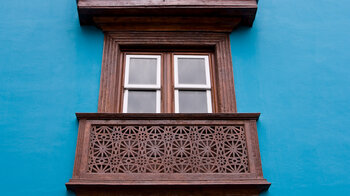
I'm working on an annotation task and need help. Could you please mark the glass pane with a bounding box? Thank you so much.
[128,57,158,85]
[178,58,207,85]
[178,90,208,113]
[127,90,157,113]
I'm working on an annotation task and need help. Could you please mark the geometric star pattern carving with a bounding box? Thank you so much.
[88,125,249,174]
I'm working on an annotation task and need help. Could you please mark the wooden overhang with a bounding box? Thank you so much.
[77,0,258,32]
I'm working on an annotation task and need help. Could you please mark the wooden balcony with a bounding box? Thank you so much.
[66,113,270,195]
[77,0,258,31]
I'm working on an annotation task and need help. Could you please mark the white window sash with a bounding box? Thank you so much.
[174,90,212,113]
[123,54,161,113]
[123,90,161,113]
[174,55,211,88]
[124,55,161,89]
[174,55,212,113]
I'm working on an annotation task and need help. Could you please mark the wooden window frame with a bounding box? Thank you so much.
[98,32,237,113]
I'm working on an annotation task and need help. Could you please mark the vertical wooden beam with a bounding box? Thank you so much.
[72,119,86,178]
[98,34,120,112]
[215,33,237,113]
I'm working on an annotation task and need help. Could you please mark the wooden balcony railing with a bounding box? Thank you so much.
[66,113,270,195]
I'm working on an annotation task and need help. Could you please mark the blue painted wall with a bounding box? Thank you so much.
[0,0,103,195]
[230,0,350,195]
[1,0,350,195]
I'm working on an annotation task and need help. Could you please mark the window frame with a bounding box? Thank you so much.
[124,54,161,89]
[173,55,213,113]
[122,90,161,113]
[174,55,211,89]
[122,54,161,113]
[122,52,215,113]
[97,32,237,113]
[174,90,213,113]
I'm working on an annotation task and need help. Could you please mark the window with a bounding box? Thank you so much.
[122,53,213,113]
[123,55,161,113]
[97,32,237,113]
[174,55,212,113]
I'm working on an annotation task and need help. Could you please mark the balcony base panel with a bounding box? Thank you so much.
[67,179,270,196]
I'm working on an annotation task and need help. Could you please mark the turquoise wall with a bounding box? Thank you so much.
[0,0,103,195]
[0,0,350,195]
[230,0,350,195]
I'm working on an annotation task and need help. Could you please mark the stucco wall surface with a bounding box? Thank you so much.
[0,0,103,195]
[230,0,350,195]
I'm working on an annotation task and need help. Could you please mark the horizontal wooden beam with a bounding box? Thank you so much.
[77,0,258,29]
[78,0,257,7]
[93,17,242,32]
[66,181,271,195]
[75,113,261,120]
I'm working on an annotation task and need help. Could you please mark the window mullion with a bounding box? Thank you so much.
[162,52,173,113]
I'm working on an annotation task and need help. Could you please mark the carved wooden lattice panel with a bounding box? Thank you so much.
[87,125,249,174]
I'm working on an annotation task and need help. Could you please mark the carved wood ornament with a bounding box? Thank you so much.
[67,0,270,195]
[87,125,249,174]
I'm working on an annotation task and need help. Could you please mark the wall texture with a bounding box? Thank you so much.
[0,0,349,195]
[230,0,350,195]
[0,0,103,195]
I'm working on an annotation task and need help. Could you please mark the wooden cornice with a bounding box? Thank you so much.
[93,17,242,32]
[77,0,258,32]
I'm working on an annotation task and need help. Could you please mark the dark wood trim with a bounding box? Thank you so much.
[97,35,119,113]
[76,113,260,121]
[215,34,237,113]
[249,120,265,177]
[77,0,258,27]
[72,119,86,178]
[78,0,258,7]
[68,183,268,196]
[118,52,127,113]
[98,32,237,113]
[93,17,242,32]
[163,52,173,113]
[69,184,266,196]
[209,52,219,113]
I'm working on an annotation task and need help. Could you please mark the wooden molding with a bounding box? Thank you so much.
[93,17,242,32]
[76,113,260,120]
[98,32,237,113]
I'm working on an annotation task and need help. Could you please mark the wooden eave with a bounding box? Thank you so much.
[77,0,258,32]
